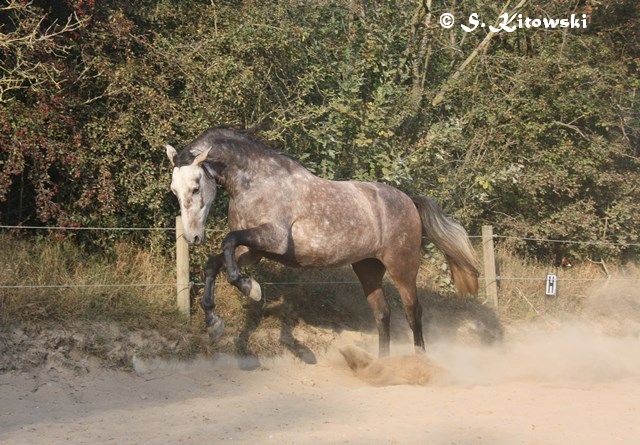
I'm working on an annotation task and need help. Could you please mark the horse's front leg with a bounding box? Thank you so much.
[202,253,226,340]
[202,248,263,340]
[221,224,287,301]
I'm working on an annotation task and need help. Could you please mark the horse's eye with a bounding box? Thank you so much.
[193,187,200,194]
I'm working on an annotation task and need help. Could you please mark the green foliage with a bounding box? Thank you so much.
[0,0,638,259]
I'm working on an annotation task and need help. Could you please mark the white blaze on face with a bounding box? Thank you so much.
[166,145,215,245]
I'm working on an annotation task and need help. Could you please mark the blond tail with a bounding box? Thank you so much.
[412,196,479,296]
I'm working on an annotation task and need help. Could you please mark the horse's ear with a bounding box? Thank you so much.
[165,144,177,166]
[193,147,211,166]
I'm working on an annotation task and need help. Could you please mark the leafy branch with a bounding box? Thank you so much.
[0,0,85,102]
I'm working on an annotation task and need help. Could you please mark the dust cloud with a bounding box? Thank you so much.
[341,281,640,387]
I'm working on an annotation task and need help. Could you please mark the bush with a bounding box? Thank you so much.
[0,0,638,259]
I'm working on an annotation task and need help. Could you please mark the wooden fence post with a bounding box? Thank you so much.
[175,216,190,317]
[482,225,498,307]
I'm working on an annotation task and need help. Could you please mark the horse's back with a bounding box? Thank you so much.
[289,178,422,267]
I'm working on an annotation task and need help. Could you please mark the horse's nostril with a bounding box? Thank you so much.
[193,235,200,244]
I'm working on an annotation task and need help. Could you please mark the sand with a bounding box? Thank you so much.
[2,317,640,445]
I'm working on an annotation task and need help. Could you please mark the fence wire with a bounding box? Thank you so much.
[492,234,640,247]
[0,224,226,233]
[0,223,637,289]
[0,283,174,289]
[1,224,636,246]
[2,276,638,289]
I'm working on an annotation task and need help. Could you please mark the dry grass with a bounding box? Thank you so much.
[0,233,183,329]
[489,247,639,321]
[1,234,638,368]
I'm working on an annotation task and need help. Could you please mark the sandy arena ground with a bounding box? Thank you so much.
[2,320,640,445]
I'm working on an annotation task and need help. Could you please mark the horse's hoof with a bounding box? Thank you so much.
[206,316,225,341]
[247,278,261,302]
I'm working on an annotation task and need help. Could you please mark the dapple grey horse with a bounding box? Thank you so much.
[166,127,479,356]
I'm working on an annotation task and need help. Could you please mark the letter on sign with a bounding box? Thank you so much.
[545,274,557,296]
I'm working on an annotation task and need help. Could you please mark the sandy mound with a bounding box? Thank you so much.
[338,344,443,386]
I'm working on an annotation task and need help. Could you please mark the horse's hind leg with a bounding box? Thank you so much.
[352,258,390,357]
[384,256,425,353]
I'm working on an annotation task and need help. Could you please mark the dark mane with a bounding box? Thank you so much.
[175,127,301,168]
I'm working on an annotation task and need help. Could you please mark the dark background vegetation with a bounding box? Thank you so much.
[1,0,638,260]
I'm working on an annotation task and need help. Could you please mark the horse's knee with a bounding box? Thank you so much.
[221,233,239,255]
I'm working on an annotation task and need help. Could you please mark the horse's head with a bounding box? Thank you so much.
[166,144,216,245]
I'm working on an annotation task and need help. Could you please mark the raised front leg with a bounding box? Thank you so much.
[221,223,287,301]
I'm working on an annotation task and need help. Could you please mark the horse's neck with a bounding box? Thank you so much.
[218,149,313,199]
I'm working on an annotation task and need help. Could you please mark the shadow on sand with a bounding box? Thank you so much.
[205,264,503,370]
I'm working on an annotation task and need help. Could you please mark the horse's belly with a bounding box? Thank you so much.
[290,220,379,267]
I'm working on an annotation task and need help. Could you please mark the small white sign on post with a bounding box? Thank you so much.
[545,274,557,296]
